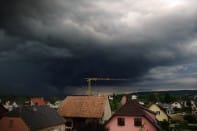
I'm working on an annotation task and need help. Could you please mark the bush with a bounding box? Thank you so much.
[184,114,197,123]
[159,120,170,131]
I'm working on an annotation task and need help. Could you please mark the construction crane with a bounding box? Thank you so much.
[84,77,127,95]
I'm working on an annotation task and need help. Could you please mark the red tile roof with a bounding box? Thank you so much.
[58,96,108,118]
[31,98,46,105]
[115,100,147,116]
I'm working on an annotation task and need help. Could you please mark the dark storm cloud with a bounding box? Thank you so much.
[0,0,197,95]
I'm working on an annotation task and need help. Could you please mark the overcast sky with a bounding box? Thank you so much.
[0,0,197,95]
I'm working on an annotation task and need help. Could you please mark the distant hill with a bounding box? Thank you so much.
[133,90,197,96]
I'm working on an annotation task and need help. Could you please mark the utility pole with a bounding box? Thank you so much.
[84,77,127,95]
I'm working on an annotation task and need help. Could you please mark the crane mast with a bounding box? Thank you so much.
[84,77,127,95]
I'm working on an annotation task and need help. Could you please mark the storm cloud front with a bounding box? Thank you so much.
[0,0,197,95]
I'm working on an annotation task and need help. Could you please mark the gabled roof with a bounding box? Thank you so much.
[115,100,147,116]
[106,100,161,130]
[58,96,108,118]
[31,98,46,105]
[156,104,168,112]
[4,105,65,130]
[150,104,166,112]
[149,104,170,119]
[160,103,171,109]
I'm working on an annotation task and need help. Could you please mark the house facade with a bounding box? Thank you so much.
[105,100,160,131]
[58,96,111,130]
[106,116,158,131]
[149,104,169,122]
[0,105,65,131]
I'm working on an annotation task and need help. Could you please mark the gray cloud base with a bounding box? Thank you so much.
[0,0,197,95]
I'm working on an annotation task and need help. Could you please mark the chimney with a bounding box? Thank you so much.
[121,96,127,106]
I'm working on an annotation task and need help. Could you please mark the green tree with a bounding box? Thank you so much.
[164,93,173,103]
[147,94,157,103]
[175,121,188,130]
[159,120,170,131]
[184,114,197,123]
[186,100,191,107]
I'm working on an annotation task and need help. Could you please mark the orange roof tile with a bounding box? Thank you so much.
[58,96,108,118]
[31,98,46,105]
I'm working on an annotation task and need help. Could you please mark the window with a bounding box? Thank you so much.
[117,118,125,126]
[134,118,142,126]
[66,121,73,131]
[8,120,14,128]
[66,121,72,127]
[156,111,160,115]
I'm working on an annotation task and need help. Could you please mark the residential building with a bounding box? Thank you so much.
[105,100,160,131]
[3,101,18,111]
[191,100,196,110]
[47,100,63,109]
[30,97,46,106]
[0,105,65,131]
[157,103,174,115]
[171,102,182,109]
[149,104,169,122]
[58,96,111,130]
